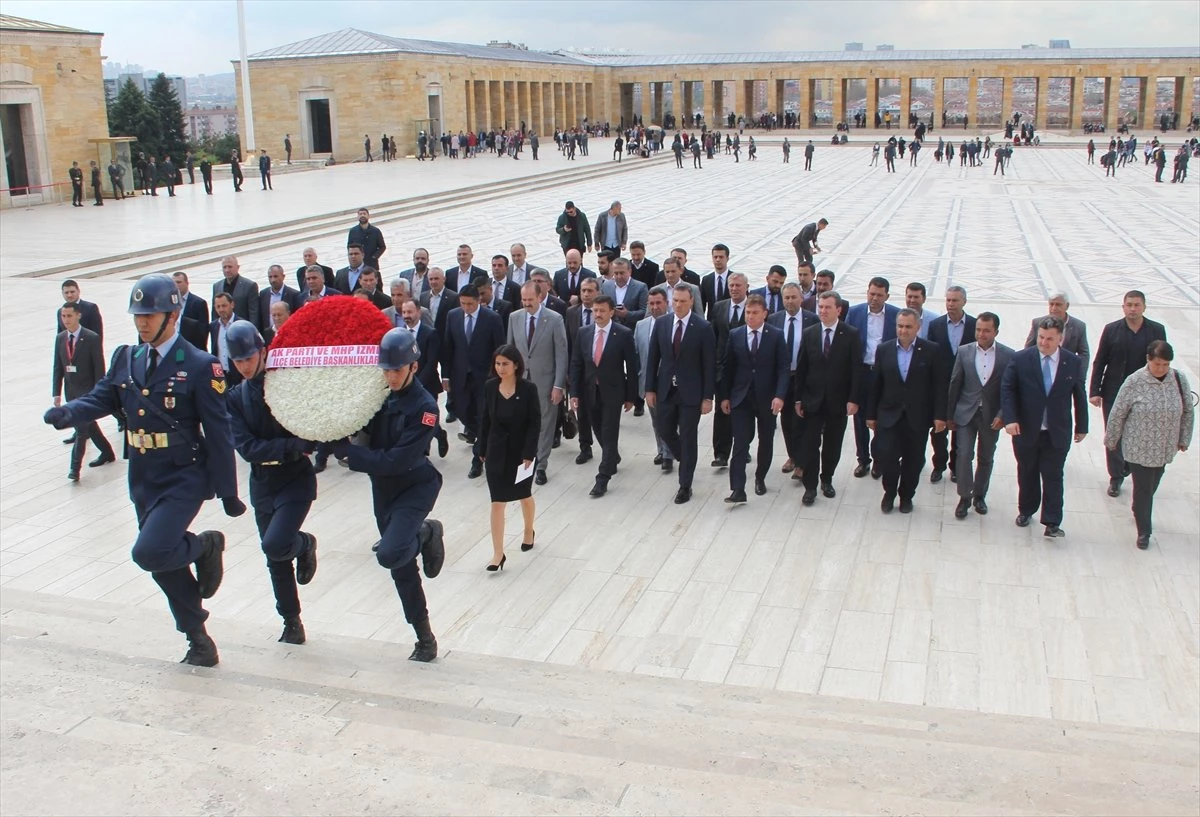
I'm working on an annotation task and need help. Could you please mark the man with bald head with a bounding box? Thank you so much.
[212,255,261,328]
[1025,292,1089,358]
[553,248,597,304]
[259,264,304,331]
[296,248,335,292]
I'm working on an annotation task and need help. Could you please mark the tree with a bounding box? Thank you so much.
[147,73,187,162]
[108,78,161,158]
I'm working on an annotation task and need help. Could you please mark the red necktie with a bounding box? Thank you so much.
[593,327,605,366]
[672,319,683,357]
[66,334,75,361]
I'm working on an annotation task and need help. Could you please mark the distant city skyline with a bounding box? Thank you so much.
[4,0,1198,77]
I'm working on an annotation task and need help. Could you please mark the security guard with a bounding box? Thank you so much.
[43,273,246,667]
[226,320,318,645]
[331,327,446,662]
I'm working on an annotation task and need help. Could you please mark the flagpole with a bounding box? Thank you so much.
[237,0,256,152]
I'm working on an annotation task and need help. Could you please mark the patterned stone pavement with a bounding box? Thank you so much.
[2,135,1197,739]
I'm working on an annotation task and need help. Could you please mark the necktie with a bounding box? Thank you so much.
[66,334,76,361]
[673,319,683,357]
[584,308,592,326]
[1042,355,1053,394]
[823,328,832,358]
[732,304,741,326]
[466,313,474,341]
[146,347,159,381]
[787,318,796,368]
[593,327,605,366]
[570,273,577,293]
[750,329,759,356]
[527,314,536,346]
[717,275,726,302]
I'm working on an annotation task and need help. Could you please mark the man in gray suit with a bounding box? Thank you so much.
[660,257,701,316]
[1025,292,1088,358]
[382,278,434,328]
[396,248,431,300]
[947,312,1014,519]
[53,302,116,481]
[212,255,261,329]
[610,257,649,328]
[592,200,628,255]
[636,287,672,469]
[507,282,568,484]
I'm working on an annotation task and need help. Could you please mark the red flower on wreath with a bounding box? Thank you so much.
[270,295,392,351]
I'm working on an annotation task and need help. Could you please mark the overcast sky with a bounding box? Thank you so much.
[6,0,1198,76]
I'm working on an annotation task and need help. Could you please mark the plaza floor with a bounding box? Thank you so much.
[1,134,1198,815]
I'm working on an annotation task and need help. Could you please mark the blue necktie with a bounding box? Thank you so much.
[466,313,474,342]
[1042,355,1053,394]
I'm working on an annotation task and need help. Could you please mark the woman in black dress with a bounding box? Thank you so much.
[479,345,540,571]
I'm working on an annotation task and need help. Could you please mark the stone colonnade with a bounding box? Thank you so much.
[465,78,595,134]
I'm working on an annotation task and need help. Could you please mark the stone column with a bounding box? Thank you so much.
[1000,76,1014,126]
[744,79,756,119]
[1139,76,1156,130]
[731,78,744,123]
[831,77,844,127]
[965,74,977,128]
[1106,76,1122,128]
[682,81,694,124]
[932,76,944,128]
[712,79,725,126]
[899,78,911,128]
[774,79,786,121]
[465,80,475,132]
[1069,74,1086,133]
[1172,76,1185,127]
[1034,73,1050,129]
[867,77,879,128]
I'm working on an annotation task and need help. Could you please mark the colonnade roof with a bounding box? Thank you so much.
[0,14,97,35]
[248,29,1199,69]
[247,27,595,65]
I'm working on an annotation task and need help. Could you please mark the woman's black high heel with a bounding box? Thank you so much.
[521,531,535,552]
[487,555,506,572]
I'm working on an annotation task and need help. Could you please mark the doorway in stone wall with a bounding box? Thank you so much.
[307,99,332,154]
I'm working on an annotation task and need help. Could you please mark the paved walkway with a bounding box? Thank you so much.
[1,135,1197,814]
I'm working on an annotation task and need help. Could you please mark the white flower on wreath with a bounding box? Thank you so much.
[265,366,389,442]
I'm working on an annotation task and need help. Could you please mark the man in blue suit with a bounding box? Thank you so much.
[646,283,716,504]
[1000,316,1089,538]
[846,277,899,478]
[718,295,790,502]
[926,285,976,483]
[439,284,506,477]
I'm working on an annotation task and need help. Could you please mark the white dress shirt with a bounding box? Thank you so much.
[975,343,996,385]
[864,309,885,364]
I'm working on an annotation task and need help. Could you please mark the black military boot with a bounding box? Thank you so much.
[180,626,219,667]
[279,616,306,645]
[295,532,318,585]
[408,618,437,662]
[195,531,226,599]
[419,520,445,579]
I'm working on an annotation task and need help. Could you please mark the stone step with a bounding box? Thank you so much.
[2,588,1196,816]
[23,154,672,282]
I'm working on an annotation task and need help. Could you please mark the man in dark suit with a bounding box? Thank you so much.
[530,270,568,316]
[791,218,827,267]
[474,278,513,324]
[57,280,104,341]
[926,285,976,483]
[946,312,1014,519]
[569,296,638,497]
[1001,316,1089,538]
[645,283,716,504]
[209,294,244,389]
[212,255,261,329]
[867,309,948,514]
[258,265,305,331]
[489,254,523,313]
[709,272,750,468]
[440,284,506,476]
[553,249,597,304]
[299,266,344,306]
[610,258,649,329]
[352,268,391,310]
[813,269,849,320]
[1025,293,1089,358]
[295,248,336,292]
[445,244,487,292]
[347,207,386,271]
[401,300,448,458]
[846,277,899,478]
[699,243,734,320]
[1088,290,1168,496]
[565,279,602,461]
[628,241,659,289]
[419,268,459,339]
[173,272,210,351]
[334,244,369,295]
[667,248,702,286]
[767,282,819,477]
[795,292,863,505]
[53,302,116,480]
[750,265,788,315]
[718,295,789,502]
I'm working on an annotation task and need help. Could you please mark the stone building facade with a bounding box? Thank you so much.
[239,29,1199,161]
[0,15,108,209]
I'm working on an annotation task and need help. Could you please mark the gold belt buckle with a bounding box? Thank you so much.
[260,460,282,466]
[127,431,169,451]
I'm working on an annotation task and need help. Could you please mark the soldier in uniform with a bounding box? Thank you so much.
[108,157,126,200]
[68,161,84,207]
[200,158,214,195]
[43,274,246,667]
[226,321,319,645]
[331,327,447,662]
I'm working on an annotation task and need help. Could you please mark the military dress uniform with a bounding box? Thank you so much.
[50,332,238,640]
[228,365,318,643]
[334,327,446,661]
